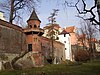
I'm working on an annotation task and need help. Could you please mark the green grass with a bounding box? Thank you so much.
[0,59,100,75]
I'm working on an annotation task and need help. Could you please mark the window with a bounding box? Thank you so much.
[64,34,66,37]
[56,37,59,40]
[34,38,38,42]
[64,41,66,43]
[65,48,67,50]
[28,44,32,51]
[34,25,37,28]
[29,25,32,28]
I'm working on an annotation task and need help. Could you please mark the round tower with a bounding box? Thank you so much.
[24,10,44,67]
[27,10,41,29]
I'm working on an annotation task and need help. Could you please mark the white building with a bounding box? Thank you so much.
[0,11,5,21]
[96,43,100,52]
[43,23,62,40]
[43,23,73,61]
[58,30,72,61]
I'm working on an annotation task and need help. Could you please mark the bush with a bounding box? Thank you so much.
[75,50,90,62]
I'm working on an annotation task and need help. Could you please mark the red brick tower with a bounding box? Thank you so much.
[24,10,44,67]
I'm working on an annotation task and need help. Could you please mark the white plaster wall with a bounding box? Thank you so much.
[58,34,72,61]
[0,12,5,21]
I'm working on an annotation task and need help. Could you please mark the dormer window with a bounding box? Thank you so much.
[34,24,37,28]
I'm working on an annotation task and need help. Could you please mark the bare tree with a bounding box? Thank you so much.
[79,20,97,61]
[47,9,59,64]
[0,0,40,24]
[77,28,86,50]
[64,0,100,30]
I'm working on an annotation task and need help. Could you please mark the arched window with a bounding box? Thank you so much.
[34,25,37,28]
[29,25,32,28]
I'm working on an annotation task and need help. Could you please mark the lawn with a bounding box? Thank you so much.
[0,59,100,75]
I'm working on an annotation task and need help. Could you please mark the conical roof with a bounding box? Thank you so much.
[27,10,41,22]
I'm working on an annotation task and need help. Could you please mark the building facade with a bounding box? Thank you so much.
[58,30,72,61]
[24,10,66,66]
[0,10,69,68]
[24,10,44,67]
[0,11,5,21]
[0,19,26,70]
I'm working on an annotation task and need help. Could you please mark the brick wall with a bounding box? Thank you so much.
[0,19,26,54]
[41,37,65,64]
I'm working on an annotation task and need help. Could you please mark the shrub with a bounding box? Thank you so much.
[75,50,90,62]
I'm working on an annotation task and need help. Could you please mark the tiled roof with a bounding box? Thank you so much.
[27,10,41,22]
[78,34,86,39]
[90,38,97,42]
[65,26,75,33]
[59,29,69,35]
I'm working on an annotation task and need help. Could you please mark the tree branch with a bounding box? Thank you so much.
[65,0,100,26]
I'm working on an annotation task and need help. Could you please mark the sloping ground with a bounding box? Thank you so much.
[0,59,100,75]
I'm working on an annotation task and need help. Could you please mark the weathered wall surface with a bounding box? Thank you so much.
[41,37,65,64]
[0,20,26,54]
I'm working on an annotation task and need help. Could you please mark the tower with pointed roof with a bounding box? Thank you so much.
[24,10,44,67]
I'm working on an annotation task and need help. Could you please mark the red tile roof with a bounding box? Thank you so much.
[78,34,86,39]
[90,38,97,42]
[65,26,75,33]
[59,29,69,35]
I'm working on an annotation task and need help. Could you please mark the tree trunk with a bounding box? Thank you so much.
[9,0,14,23]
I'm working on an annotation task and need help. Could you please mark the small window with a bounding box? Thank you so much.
[64,34,66,37]
[56,37,59,40]
[64,41,66,43]
[34,38,38,42]
[34,25,37,28]
[65,48,67,50]
[29,25,32,28]
[28,44,32,51]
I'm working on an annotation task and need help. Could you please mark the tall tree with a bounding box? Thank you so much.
[79,20,97,61]
[47,9,59,64]
[0,0,40,24]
